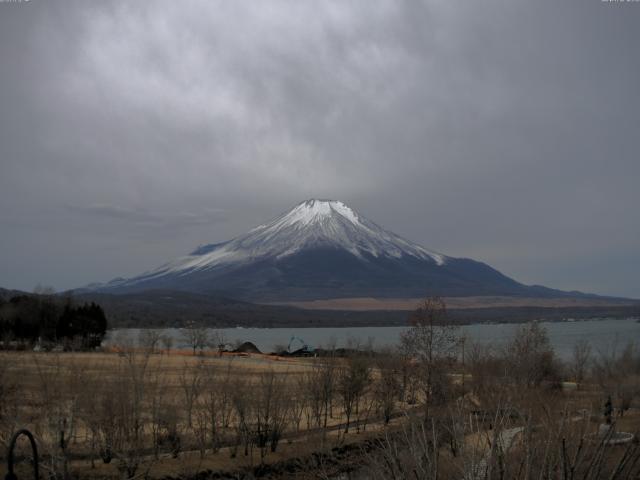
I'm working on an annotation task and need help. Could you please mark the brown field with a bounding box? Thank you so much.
[267,295,638,311]
[1,320,639,480]
[0,349,413,479]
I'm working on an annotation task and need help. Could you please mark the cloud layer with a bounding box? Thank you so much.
[1,0,639,297]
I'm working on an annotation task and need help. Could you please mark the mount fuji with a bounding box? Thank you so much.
[91,199,579,301]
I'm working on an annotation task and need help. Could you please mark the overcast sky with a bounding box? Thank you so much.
[1,0,639,298]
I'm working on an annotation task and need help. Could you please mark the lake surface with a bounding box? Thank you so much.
[106,317,639,359]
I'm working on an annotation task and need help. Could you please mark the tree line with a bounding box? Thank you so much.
[0,290,108,349]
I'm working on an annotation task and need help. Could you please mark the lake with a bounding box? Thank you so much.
[105,317,639,359]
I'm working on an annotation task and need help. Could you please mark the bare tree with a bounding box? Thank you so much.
[138,329,162,354]
[33,353,87,479]
[148,371,169,460]
[363,414,443,479]
[200,359,235,454]
[252,369,289,460]
[337,355,371,433]
[466,342,506,410]
[374,350,401,424]
[400,297,459,417]
[305,358,336,430]
[364,398,640,480]
[182,322,209,355]
[193,397,210,459]
[230,378,253,459]
[160,334,174,354]
[108,347,153,479]
[179,360,204,428]
[570,338,591,387]
[208,330,227,356]
[304,367,323,429]
[217,360,236,440]
[593,341,640,417]
[289,373,308,433]
[505,322,558,389]
[155,402,182,459]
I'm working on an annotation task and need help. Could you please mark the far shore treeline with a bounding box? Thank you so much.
[0,291,107,350]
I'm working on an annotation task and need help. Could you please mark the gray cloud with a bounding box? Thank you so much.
[66,204,228,229]
[0,0,639,297]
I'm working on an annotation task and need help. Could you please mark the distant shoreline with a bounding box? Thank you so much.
[108,315,640,331]
[105,317,640,360]
[100,304,640,329]
[265,295,639,312]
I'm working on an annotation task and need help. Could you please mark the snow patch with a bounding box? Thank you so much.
[276,199,360,228]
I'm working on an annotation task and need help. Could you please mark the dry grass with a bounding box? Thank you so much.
[1,345,638,479]
[0,349,407,479]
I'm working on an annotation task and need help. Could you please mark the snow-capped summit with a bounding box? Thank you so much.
[93,199,540,300]
[127,199,445,282]
[249,199,442,263]
[259,199,361,228]
[241,199,445,263]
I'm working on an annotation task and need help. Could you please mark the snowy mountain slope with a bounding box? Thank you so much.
[141,199,445,280]
[91,199,573,301]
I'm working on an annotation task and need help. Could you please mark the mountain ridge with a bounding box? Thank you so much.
[87,199,606,301]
